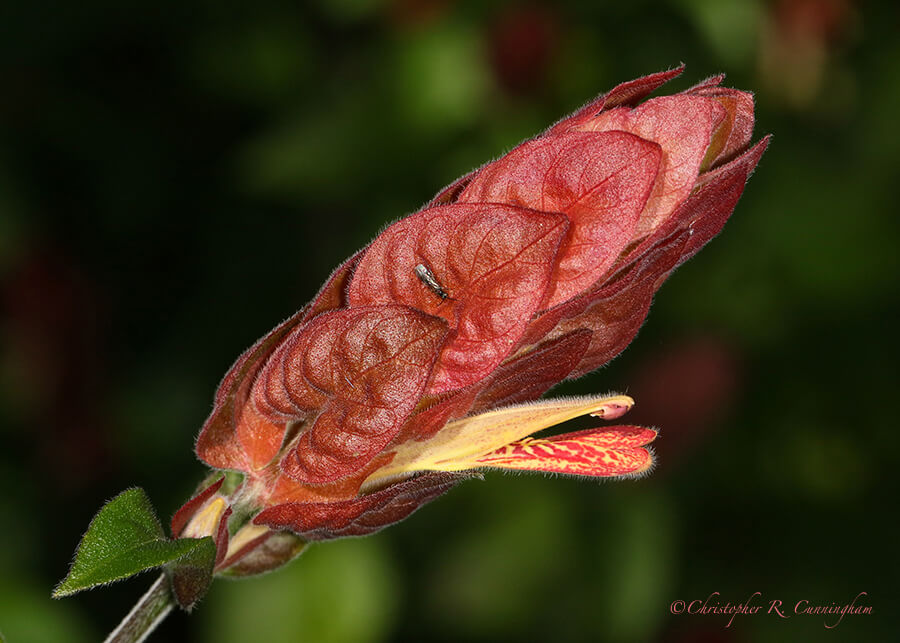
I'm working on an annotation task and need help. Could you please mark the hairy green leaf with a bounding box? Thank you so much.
[53,488,216,599]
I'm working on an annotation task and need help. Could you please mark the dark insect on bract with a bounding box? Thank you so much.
[414,263,449,300]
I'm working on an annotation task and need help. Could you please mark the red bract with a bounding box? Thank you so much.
[190,67,768,565]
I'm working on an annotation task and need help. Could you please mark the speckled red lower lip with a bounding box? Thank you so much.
[474,425,657,478]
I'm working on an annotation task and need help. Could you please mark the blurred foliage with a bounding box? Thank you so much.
[0,0,897,641]
[203,538,399,643]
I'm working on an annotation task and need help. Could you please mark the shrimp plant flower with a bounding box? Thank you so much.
[54,66,768,642]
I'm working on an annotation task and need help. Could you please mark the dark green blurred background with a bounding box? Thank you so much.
[1,0,897,641]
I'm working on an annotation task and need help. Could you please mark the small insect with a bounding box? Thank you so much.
[414,263,449,300]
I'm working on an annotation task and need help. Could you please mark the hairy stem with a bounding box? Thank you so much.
[104,574,174,643]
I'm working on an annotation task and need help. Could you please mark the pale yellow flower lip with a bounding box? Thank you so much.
[182,497,228,539]
[363,394,655,489]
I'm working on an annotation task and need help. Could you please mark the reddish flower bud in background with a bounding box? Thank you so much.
[187,67,768,572]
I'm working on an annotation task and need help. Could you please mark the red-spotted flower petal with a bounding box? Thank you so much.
[475,426,656,478]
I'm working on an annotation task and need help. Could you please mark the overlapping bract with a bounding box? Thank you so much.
[194,66,768,545]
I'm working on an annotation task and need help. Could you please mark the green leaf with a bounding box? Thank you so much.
[53,488,216,599]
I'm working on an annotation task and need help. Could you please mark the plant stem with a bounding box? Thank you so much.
[104,573,174,643]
